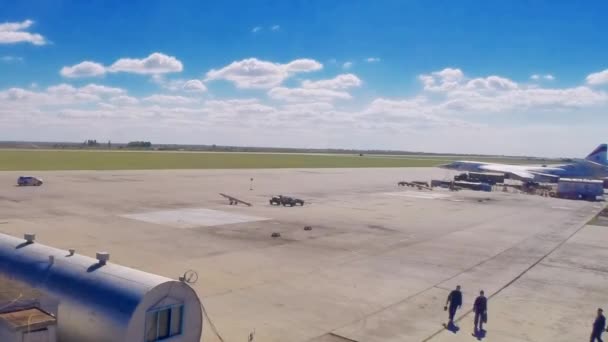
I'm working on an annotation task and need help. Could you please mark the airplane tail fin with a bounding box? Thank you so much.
[585,144,607,165]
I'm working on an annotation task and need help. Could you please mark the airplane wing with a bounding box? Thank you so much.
[478,164,559,182]
[478,164,535,180]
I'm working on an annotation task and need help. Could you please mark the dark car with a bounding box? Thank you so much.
[269,195,305,206]
[17,176,43,186]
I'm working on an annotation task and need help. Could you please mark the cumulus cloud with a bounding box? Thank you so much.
[271,25,280,31]
[268,87,352,102]
[531,74,555,81]
[108,52,183,74]
[419,68,465,91]
[342,61,353,70]
[204,99,276,117]
[182,80,207,93]
[252,26,262,33]
[464,76,518,92]
[205,58,322,89]
[60,53,183,78]
[143,94,197,105]
[60,61,106,78]
[586,69,608,86]
[418,68,607,113]
[284,59,322,73]
[109,95,139,105]
[0,83,127,107]
[366,57,381,63]
[301,74,362,90]
[2,66,608,154]
[151,76,207,93]
[0,20,46,45]
[281,102,334,113]
[79,84,125,95]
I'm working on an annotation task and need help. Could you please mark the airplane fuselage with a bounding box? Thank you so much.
[439,160,608,181]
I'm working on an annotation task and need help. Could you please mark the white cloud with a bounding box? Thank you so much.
[284,59,323,73]
[182,80,207,93]
[586,69,608,86]
[271,25,280,31]
[342,61,353,70]
[464,76,518,92]
[268,87,352,102]
[2,65,608,156]
[0,83,127,107]
[530,74,555,81]
[109,95,139,105]
[365,57,381,63]
[419,68,465,91]
[109,52,183,74]
[204,99,275,116]
[60,61,106,78]
[1,56,23,63]
[360,97,479,131]
[79,84,125,96]
[0,20,46,45]
[151,76,207,93]
[301,74,362,90]
[281,102,334,113]
[252,26,262,33]
[417,68,606,113]
[143,94,197,105]
[205,58,322,89]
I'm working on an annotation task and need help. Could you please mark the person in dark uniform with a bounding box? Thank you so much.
[444,285,463,326]
[473,290,487,334]
[591,308,606,342]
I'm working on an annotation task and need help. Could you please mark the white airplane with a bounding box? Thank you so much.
[438,144,608,182]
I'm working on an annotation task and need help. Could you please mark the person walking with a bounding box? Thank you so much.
[591,308,606,342]
[473,290,487,335]
[444,285,463,327]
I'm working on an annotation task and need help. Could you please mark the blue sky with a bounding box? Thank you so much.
[1,0,608,156]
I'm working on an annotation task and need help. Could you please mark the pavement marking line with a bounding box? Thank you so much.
[305,206,601,342]
[421,206,603,342]
[304,210,529,342]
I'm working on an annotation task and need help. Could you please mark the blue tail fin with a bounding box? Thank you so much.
[585,144,607,165]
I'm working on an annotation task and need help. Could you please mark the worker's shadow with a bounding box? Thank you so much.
[444,322,460,334]
[472,329,487,340]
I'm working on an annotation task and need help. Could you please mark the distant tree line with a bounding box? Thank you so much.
[126,141,152,148]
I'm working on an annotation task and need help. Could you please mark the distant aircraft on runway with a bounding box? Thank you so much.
[438,144,608,182]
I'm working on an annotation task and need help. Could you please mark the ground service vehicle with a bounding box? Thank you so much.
[17,176,43,186]
[269,195,305,206]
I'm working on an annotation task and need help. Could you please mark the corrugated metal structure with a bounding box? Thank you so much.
[557,178,604,200]
[0,233,202,342]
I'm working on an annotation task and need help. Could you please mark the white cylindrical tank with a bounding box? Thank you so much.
[0,233,202,342]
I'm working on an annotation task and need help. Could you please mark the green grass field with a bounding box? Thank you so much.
[0,150,550,171]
